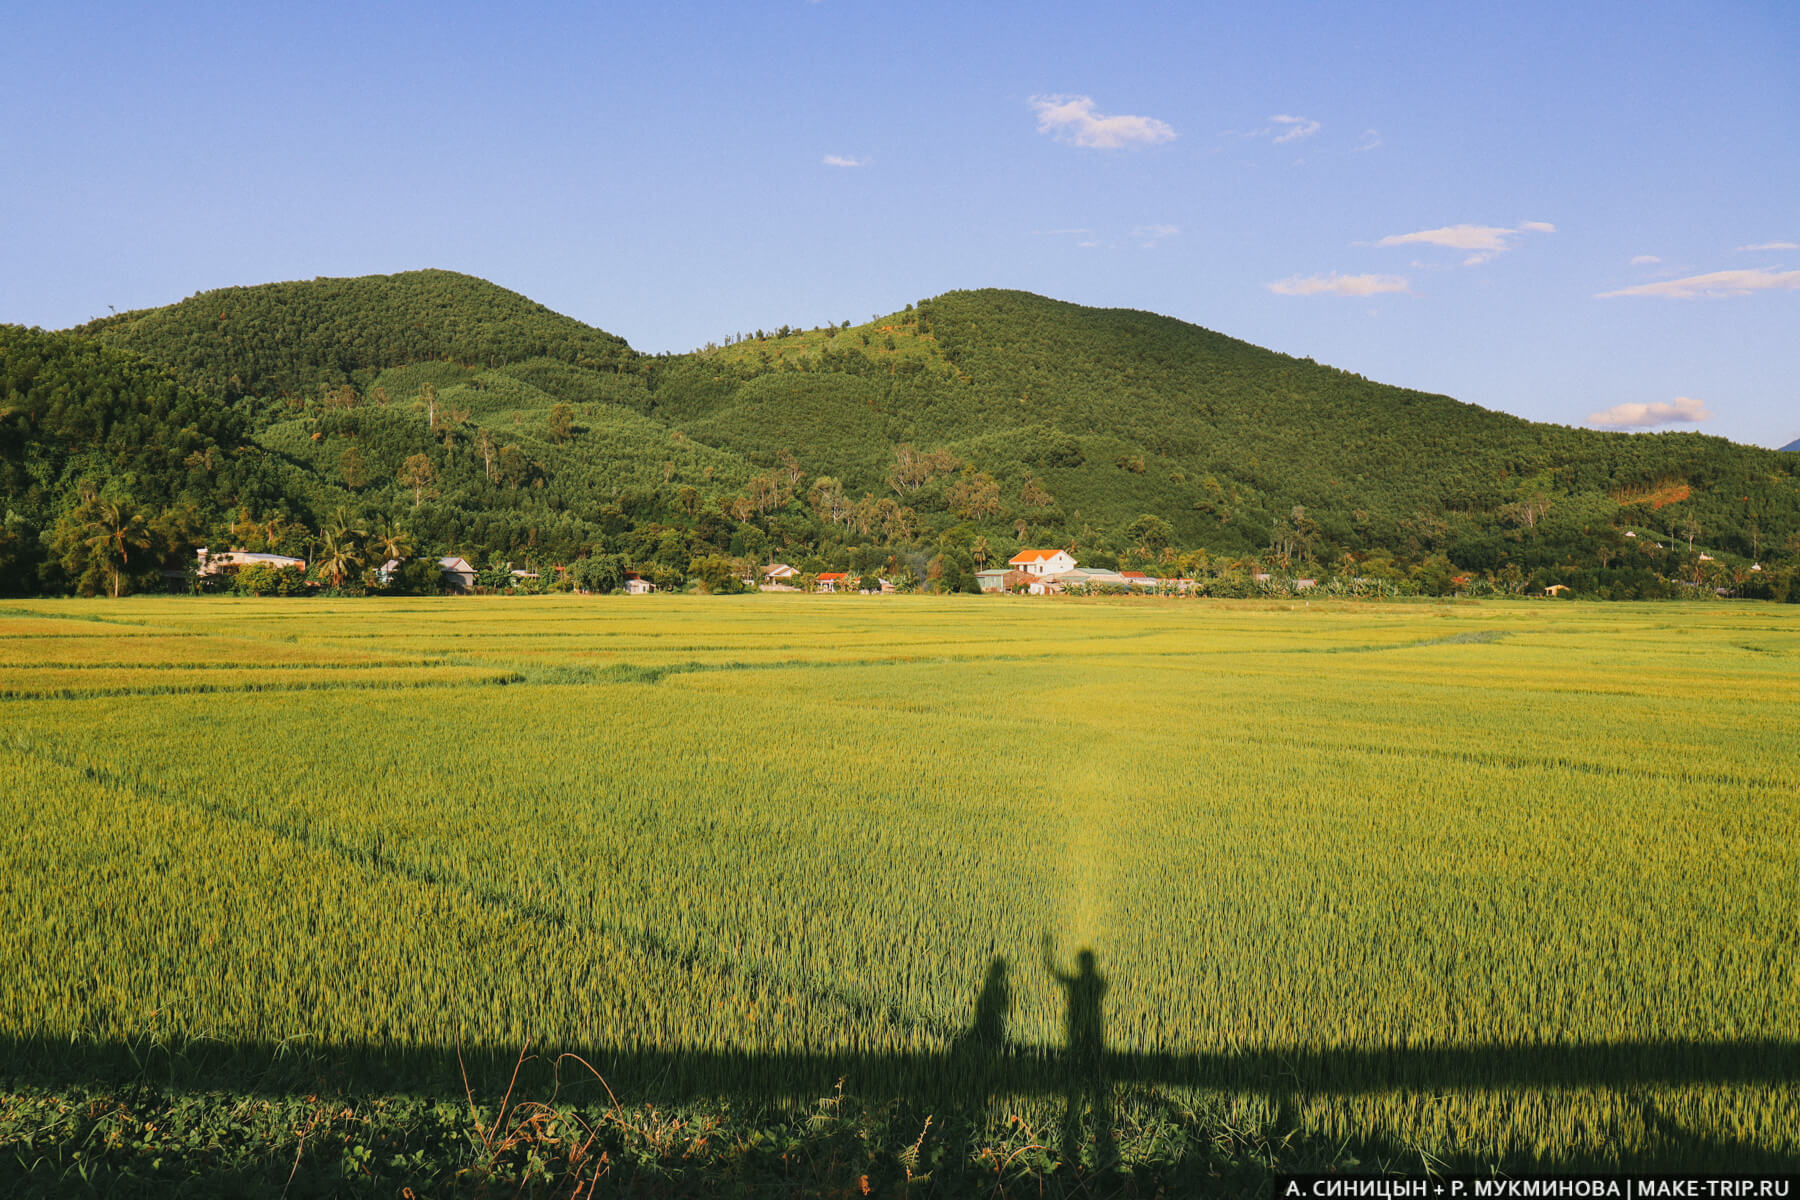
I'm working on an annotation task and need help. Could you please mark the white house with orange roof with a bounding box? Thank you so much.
[1008,548,1076,576]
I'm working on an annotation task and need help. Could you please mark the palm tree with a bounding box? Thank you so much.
[325,507,367,543]
[258,512,292,553]
[82,499,152,599]
[371,520,413,564]
[312,529,361,590]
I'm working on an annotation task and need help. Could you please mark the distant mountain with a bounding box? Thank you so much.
[3,271,1790,598]
[75,269,634,399]
[1782,438,1800,453]
[649,288,1800,563]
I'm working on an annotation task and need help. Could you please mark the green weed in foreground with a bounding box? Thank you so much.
[1,595,1796,1189]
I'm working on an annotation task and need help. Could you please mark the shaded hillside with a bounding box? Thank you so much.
[11,272,1794,598]
[1783,438,1800,453]
[0,325,300,593]
[77,269,635,400]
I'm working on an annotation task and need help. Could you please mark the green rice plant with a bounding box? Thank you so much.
[1,594,1796,1171]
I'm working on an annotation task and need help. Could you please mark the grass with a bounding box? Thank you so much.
[1,594,1796,1193]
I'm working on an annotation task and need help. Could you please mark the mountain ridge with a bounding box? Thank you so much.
[2,269,1794,598]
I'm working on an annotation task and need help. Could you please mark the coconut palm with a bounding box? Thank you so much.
[312,529,362,590]
[370,520,413,563]
[81,499,152,599]
[314,510,367,590]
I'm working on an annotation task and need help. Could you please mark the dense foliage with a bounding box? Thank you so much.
[0,325,295,595]
[2,271,1794,597]
[74,269,634,400]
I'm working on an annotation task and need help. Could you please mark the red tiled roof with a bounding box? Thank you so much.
[1008,549,1063,565]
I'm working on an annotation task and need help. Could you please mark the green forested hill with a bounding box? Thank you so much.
[75,270,634,400]
[648,289,1800,576]
[2,272,1792,597]
[0,325,297,593]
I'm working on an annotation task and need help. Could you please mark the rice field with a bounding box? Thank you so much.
[1,594,1797,1178]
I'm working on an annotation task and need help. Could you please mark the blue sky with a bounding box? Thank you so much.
[4,1,1796,447]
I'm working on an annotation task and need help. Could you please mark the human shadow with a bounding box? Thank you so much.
[5,956,1800,1194]
[962,954,1011,1050]
[1042,934,1114,1171]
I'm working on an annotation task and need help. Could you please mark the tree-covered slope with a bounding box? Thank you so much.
[77,269,635,400]
[0,325,300,593]
[10,271,1793,598]
[649,289,1800,568]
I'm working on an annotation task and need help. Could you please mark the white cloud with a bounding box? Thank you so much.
[1351,128,1382,152]
[822,154,865,168]
[1375,221,1554,266]
[1596,267,1800,299]
[1270,114,1320,144]
[1736,241,1798,251]
[1587,396,1713,430]
[1267,272,1410,297]
[1030,94,1176,149]
[1133,223,1180,247]
[1630,255,1661,265]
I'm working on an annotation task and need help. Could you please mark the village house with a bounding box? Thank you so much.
[759,563,800,590]
[624,571,655,595]
[437,557,477,593]
[1055,567,1133,591]
[196,548,306,577]
[373,556,475,591]
[816,572,850,592]
[1007,548,1077,576]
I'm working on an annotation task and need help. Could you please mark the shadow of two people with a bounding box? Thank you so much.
[954,936,1112,1171]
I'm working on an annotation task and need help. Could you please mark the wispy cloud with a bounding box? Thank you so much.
[1630,255,1661,266]
[1597,267,1800,299]
[1351,128,1382,152]
[1736,241,1798,252]
[822,154,865,168]
[1030,94,1176,149]
[1133,223,1180,247]
[1232,114,1324,146]
[1587,396,1713,430]
[1375,221,1555,266]
[1269,114,1320,144]
[1267,272,1410,297]
[1038,224,1176,250]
